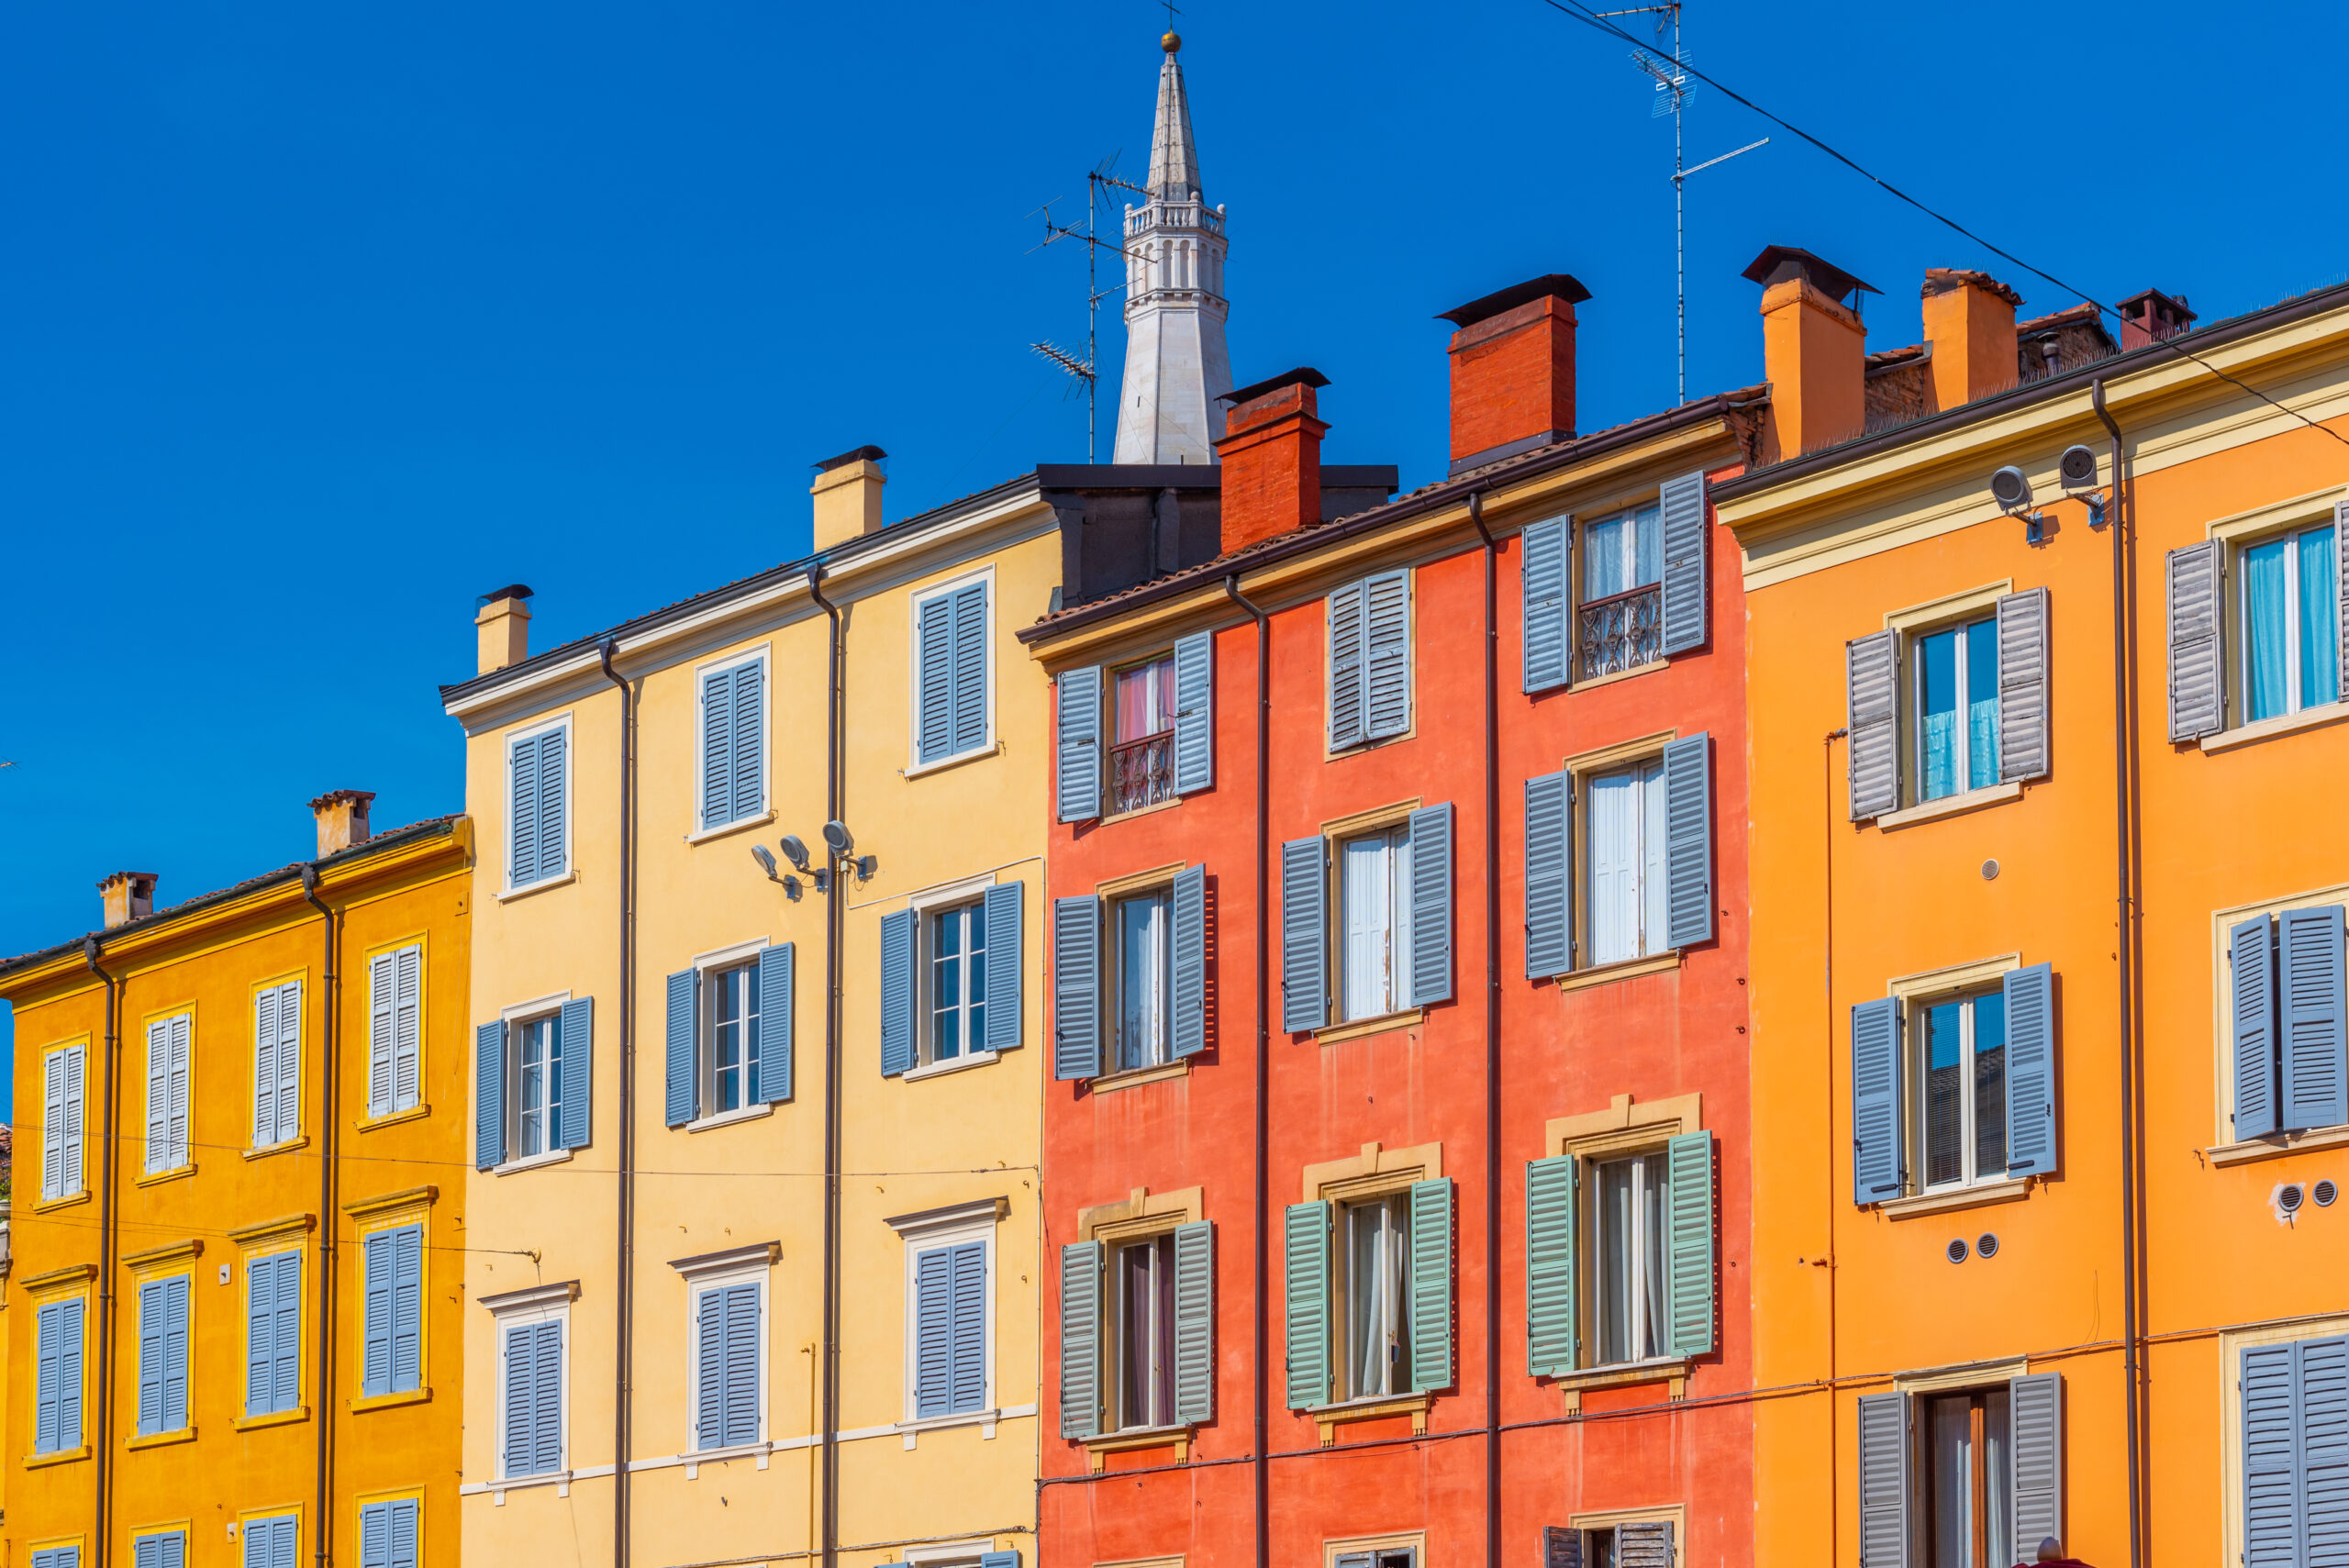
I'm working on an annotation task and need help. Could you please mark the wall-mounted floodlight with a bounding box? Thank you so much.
[751,842,805,899]
[781,834,812,872]
[822,820,854,859]
[2058,445,2099,490]
[1990,466,2034,515]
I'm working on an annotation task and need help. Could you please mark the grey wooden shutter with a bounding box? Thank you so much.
[1997,587,2051,782]
[2232,914,2281,1140]
[2241,1340,2299,1564]
[757,946,793,1102]
[918,595,955,763]
[1056,665,1103,823]
[1280,836,1329,1032]
[1408,803,1454,1007]
[664,968,698,1126]
[2168,539,2224,741]
[1052,895,1101,1080]
[729,659,763,823]
[1328,581,1366,750]
[2009,1371,2064,1553]
[370,956,397,1118]
[699,664,735,830]
[1364,570,1412,740]
[508,732,540,885]
[2281,904,2349,1130]
[1172,864,1208,1058]
[1283,1200,1330,1409]
[984,884,1023,1052]
[1847,629,1900,820]
[254,986,279,1148]
[391,1225,423,1392]
[559,996,595,1146]
[1173,1219,1215,1422]
[1665,1129,1716,1357]
[980,1554,1020,1568]
[1663,732,1714,950]
[1526,1154,1578,1376]
[502,1323,534,1476]
[535,728,568,878]
[1522,516,1572,692]
[362,1232,392,1395]
[1856,1390,1910,1568]
[264,980,298,1143]
[2300,1336,2349,1562]
[1851,997,1905,1204]
[1542,1527,1585,1568]
[1408,1176,1454,1392]
[949,583,989,755]
[2003,963,2058,1177]
[1525,772,1572,978]
[1174,630,1215,793]
[1616,1521,1675,1568]
[880,908,918,1077]
[144,1020,168,1171]
[1058,1240,1102,1439]
[2338,500,2349,686]
[391,945,421,1113]
[1659,467,1709,654]
[137,1280,164,1434]
[474,1021,506,1170]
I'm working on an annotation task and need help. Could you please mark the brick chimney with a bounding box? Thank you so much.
[1746,246,1876,462]
[476,584,532,676]
[811,445,888,553]
[1213,369,1329,553]
[310,790,375,858]
[97,871,159,929]
[1920,269,2021,411]
[2116,287,2196,350]
[1438,274,1590,475]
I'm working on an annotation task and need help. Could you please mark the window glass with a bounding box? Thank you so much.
[1115,655,1177,743]
[1919,990,2007,1190]
[710,961,762,1111]
[1926,1387,2013,1568]
[1116,1233,1176,1429]
[2244,523,2340,722]
[1342,1195,1411,1398]
[1586,760,1668,967]
[929,904,987,1062]
[1340,828,1413,1021]
[1917,617,1999,801]
[1583,503,1663,601]
[515,1014,562,1158]
[1593,1152,1667,1364]
[1116,891,1172,1072]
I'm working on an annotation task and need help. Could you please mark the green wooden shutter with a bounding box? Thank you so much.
[1173,630,1214,793]
[1284,1201,1330,1409]
[1524,771,1572,977]
[664,969,698,1125]
[1052,895,1101,1080]
[559,996,596,1145]
[1665,1130,1717,1356]
[757,946,793,1102]
[1280,837,1328,1033]
[2233,915,2282,1140]
[1851,997,1904,1204]
[2003,963,2058,1177]
[1526,1155,1578,1376]
[880,908,918,1076]
[474,1021,506,1169]
[984,883,1023,1052]
[1056,665,1103,823]
[1658,467,1709,654]
[2009,1371,2064,1553]
[1856,1391,1910,1568]
[1408,1176,1454,1393]
[1172,864,1208,1058]
[1407,804,1454,1007]
[1521,516,1571,692]
[1173,1220,1215,1423]
[1058,1241,1102,1439]
[1662,732,1713,950]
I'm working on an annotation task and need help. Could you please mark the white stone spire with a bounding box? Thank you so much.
[1112,33,1232,465]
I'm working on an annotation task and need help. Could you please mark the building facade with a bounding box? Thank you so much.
[0,799,472,1568]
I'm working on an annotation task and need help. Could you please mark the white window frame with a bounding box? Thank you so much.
[492,990,573,1173]
[2234,521,2343,724]
[253,979,303,1149]
[2221,1313,2349,1567]
[483,1281,576,1493]
[1906,985,2009,1195]
[905,566,997,775]
[1333,1190,1412,1402]
[1584,1145,1671,1369]
[702,957,764,1118]
[887,1199,1004,1435]
[685,939,773,1130]
[1108,884,1175,1073]
[691,645,772,837]
[1581,755,1669,969]
[1107,1228,1180,1431]
[501,712,575,897]
[43,1040,86,1202]
[1909,613,1999,805]
[673,1244,777,1461]
[1336,826,1413,1023]
[903,873,1002,1080]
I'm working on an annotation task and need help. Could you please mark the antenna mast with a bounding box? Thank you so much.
[1030,158,1149,462]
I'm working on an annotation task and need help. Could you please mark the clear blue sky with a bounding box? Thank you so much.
[6,0,2345,1112]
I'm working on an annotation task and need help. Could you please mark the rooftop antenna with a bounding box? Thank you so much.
[1030,149,1150,462]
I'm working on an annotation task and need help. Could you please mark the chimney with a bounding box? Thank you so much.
[1438,274,1590,475]
[1920,269,2021,411]
[1746,246,1877,462]
[310,790,375,858]
[2116,287,2196,350]
[97,871,159,929]
[811,445,888,553]
[1213,368,1329,553]
[476,584,533,676]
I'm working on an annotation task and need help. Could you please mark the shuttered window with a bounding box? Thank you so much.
[915,580,990,765]
[369,943,423,1119]
[242,1515,297,1568]
[1533,738,1711,976]
[1328,571,1411,750]
[1522,515,1572,693]
[1058,1240,1103,1439]
[356,1499,419,1568]
[136,1275,191,1436]
[361,1224,425,1397]
[475,1020,507,1170]
[1852,963,2060,1206]
[34,1550,83,1568]
[502,1318,564,1477]
[507,726,569,888]
[253,981,302,1148]
[2243,1333,2349,1566]
[144,1012,191,1174]
[1860,1376,2065,1568]
[694,1281,762,1450]
[34,1296,84,1452]
[698,655,766,831]
[1052,895,1102,1081]
[661,951,789,1119]
[1056,665,1103,822]
[132,1533,184,1568]
[1283,1182,1453,1408]
[911,1240,988,1419]
[42,1041,85,1201]
[246,1251,302,1416]
[1069,1219,1213,1436]
[2232,905,2349,1139]
[1530,1134,1714,1375]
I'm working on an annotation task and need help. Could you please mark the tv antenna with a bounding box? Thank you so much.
[1029,150,1151,462]
[1600,3,1766,402]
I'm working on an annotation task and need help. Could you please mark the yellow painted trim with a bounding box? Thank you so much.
[1077,1185,1205,1243]
[1303,1139,1442,1202]
[231,1407,310,1432]
[1893,1355,2029,1395]
[1566,1503,1687,1537]
[1877,1177,2032,1219]
[27,1539,88,1562]
[243,1135,312,1162]
[126,1427,198,1451]
[1885,951,2023,1001]
[133,1163,197,1189]
[1100,793,1186,828]
[1880,579,2013,631]
[1314,1008,1421,1046]
[2199,699,2349,755]
[1566,654,1673,695]
[1322,1532,1429,1568]
[24,1444,92,1468]
[2210,1125,2349,1167]
[1876,780,2023,831]
[1096,1555,1186,1568]
[356,1105,432,1133]
[1320,797,1423,841]
[1554,951,1680,993]
[236,1503,306,1556]
[1087,1061,1190,1096]
[121,1240,204,1272]
[228,1213,317,1247]
[341,1184,439,1220]
[2204,484,2346,542]
[1551,1360,1690,1414]
[1562,728,1677,777]
[350,1386,431,1414]
[1084,1426,1191,1471]
[22,1263,97,1292]
[1095,861,1188,900]
[139,998,197,1033]
[32,1189,93,1215]
[1546,1092,1704,1157]
[1311,1394,1430,1447]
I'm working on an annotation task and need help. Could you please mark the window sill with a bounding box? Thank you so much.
[128,1426,197,1451]
[2200,701,2349,754]
[351,1386,431,1414]
[685,1440,773,1478]
[1315,1008,1423,1046]
[685,1103,774,1134]
[1102,794,1186,827]
[900,1050,1002,1083]
[903,740,1002,781]
[685,809,774,846]
[33,1189,92,1214]
[232,1407,310,1432]
[244,1135,312,1161]
[135,1163,197,1188]
[1308,1393,1430,1446]
[1548,1356,1692,1414]
[479,1468,573,1503]
[1325,726,1416,762]
[496,871,577,904]
[1567,654,1673,694]
[1876,780,2023,831]
[24,1445,91,1469]
[1876,1176,2032,1218]
[495,1148,575,1177]
[2209,1124,2349,1166]
[1084,1424,1193,1472]
[359,1106,431,1134]
[896,1407,1004,1448]
[1555,951,1680,993]
[1089,1060,1190,1095]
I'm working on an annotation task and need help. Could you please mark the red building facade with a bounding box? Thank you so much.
[1024,277,1764,1568]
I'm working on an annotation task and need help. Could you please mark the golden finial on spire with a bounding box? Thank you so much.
[1162,30,1181,52]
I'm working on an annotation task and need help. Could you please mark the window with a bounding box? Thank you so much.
[1586,759,1668,967]
[144,1013,191,1174]
[360,1224,424,1398]
[501,1316,564,1476]
[1850,964,2057,1206]
[507,722,570,889]
[367,944,422,1120]
[479,997,595,1166]
[1053,631,1214,825]
[132,1532,186,1568]
[31,1548,82,1568]
[2242,520,2340,722]
[1845,588,2048,820]
[2226,903,2349,1140]
[241,1515,297,1568]
[697,653,766,830]
[1855,1378,2062,1568]
[1543,1521,1676,1568]
[662,951,792,1123]
[1340,828,1413,1022]
[1579,502,1664,680]
[1110,654,1178,814]
[1914,616,1999,801]
[1111,1234,1176,1429]
[40,1042,85,1202]
[33,1296,85,1452]
[692,1279,763,1450]
[1283,1180,1453,1410]
[1527,1131,1715,1378]
[246,1251,302,1417]
[1522,471,1708,694]
[708,960,765,1109]
[2241,1334,2349,1566]
[1112,889,1174,1071]
[1328,571,1411,751]
[1591,1152,1667,1365]
[1336,1551,1417,1568]
[1278,808,1453,1035]
[927,904,987,1066]
[1525,737,1713,980]
[892,1203,999,1426]
[355,1499,419,1568]
[1923,1385,2015,1568]
[1916,989,2008,1192]
[914,578,991,766]
[885,888,1021,1078]
[253,981,301,1148]
[136,1275,191,1436]
[514,1014,564,1158]
[1056,1218,1213,1440]
[1339,1195,1412,1400]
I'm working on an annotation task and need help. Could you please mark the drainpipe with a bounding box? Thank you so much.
[299,866,340,1568]
[81,937,119,1568]
[598,637,639,1568]
[804,563,846,1568]
[2092,377,2146,1568]
[1465,493,1502,1568]
[1219,573,1270,1568]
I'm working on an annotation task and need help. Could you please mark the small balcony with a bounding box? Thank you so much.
[1578,584,1664,682]
[1110,731,1175,816]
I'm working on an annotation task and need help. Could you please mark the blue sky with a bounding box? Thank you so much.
[6,0,2347,1111]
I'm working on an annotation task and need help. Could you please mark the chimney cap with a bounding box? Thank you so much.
[307,788,377,812]
[1437,273,1593,328]
[475,584,533,608]
[2116,286,2195,323]
[1922,267,2022,307]
[814,444,888,473]
[95,871,161,891]
[1219,367,1329,406]
[1742,245,1878,304]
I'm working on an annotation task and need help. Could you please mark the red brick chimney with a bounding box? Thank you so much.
[1213,368,1328,553]
[1438,274,1590,475]
[2116,287,2196,350]
[1747,246,1876,462]
[1920,268,2021,411]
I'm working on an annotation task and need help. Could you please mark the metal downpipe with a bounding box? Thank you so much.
[598,637,640,1568]
[299,867,340,1568]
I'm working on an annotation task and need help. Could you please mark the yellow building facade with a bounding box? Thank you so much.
[0,799,472,1568]
[445,456,1058,1568]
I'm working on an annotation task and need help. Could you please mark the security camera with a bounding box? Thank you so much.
[822,820,854,858]
[780,834,811,871]
[2058,445,2099,490]
[1990,466,2033,514]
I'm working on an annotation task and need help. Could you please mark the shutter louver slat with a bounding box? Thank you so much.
[1663,732,1714,950]
[276,979,303,1142]
[502,1324,533,1476]
[731,659,763,825]
[2243,1341,2299,1566]
[1524,772,1572,979]
[914,1248,952,1419]
[723,1284,760,1445]
[950,583,989,756]
[700,665,734,831]
[537,728,567,878]
[164,1278,189,1432]
[2302,1335,2349,1562]
[2003,963,2059,1177]
[1052,895,1101,1080]
[1856,1391,1910,1568]
[1284,1201,1330,1409]
[358,1505,387,1568]
[362,1231,392,1396]
[36,1302,63,1451]
[1174,630,1214,793]
[145,1019,168,1173]
[1280,837,1328,1033]
[1327,582,1365,750]
[2233,915,2283,1140]
[371,954,397,1118]
[474,1020,506,1170]
[1408,1176,1454,1393]
[1851,997,1905,1204]
[2168,539,2225,742]
[1173,1220,1215,1423]
[533,1320,562,1473]
[984,884,1023,1053]
[43,1050,65,1200]
[1847,629,1900,820]
[245,1258,272,1416]
[758,946,794,1101]
[392,1225,424,1392]
[1522,517,1572,692]
[918,595,954,764]
[1665,1129,1717,1357]
[880,909,918,1076]
[255,985,279,1148]
[272,1252,301,1414]
[2281,905,2349,1131]
[139,1280,163,1434]
[1526,1155,1578,1377]
[1056,665,1104,823]
[560,995,596,1143]
[948,1240,987,1415]
[1364,570,1412,740]
[63,1045,82,1196]
[695,1288,723,1449]
[391,946,420,1112]
[1058,1241,1103,1439]
[1997,586,2052,782]
[1172,865,1208,1058]
[2009,1371,2064,1552]
[508,733,540,887]
[665,969,699,1125]
[1659,467,1709,654]
[57,1298,82,1448]
[1408,804,1454,1007]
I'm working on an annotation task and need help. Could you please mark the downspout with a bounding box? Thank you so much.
[598,637,639,1568]
[299,866,340,1568]
[1219,573,1270,1568]
[1466,493,1502,1568]
[805,564,846,1568]
[81,937,119,1568]
[2092,377,2146,1568]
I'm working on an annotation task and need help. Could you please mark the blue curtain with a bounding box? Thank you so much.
[2299,525,2338,708]
[1965,622,1999,789]
[1919,627,1959,800]
[2245,536,2290,720]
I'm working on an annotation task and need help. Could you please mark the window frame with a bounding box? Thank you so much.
[1912,1380,2019,1568]
[1583,1144,1672,1370]
[681,938,774,1129]
[1906,985,2010,1196]
[237,1511,301,1568]
[1105,650,1181,817]
[1908,612,2001,805]
[920,897,989,1070]
[32,1286,92,1455]
[354,1212,429,1404]
[1876,953,2026,1203]
[241,1242,306,1419]
[1333,823,1413,1025]
[890,1202,1001,1429]
[1554,732,1682,977]
[2232,517,2343,726]
[351,1489,423,1568]
[133,1269,195,1439]
[1574,499,1667,684]
[907,567,997,773]
[140,1008,194,1178]
[1579,753,1670,971]
[685,1266,769,1454]
[692,646,772,835]
[2221,1315,2349,1567]
[2212,882,2349,1150]
[507,1007,566,1162]
[1104,1229,1181,1433]
[1108,882,1176,1073]
[485,1284,573,1483]
[362,938,426,1124]
[1332,1190,1414,1402]
[701,957,764,1117]
[501,712,574,895]
[899,874,1004,1079]
[39,1039,88,1204]
[1325,568,1416,756]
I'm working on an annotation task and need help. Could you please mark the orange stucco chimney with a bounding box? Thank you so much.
[310,790,375,858]
[1920,268,2021,411]
[1746,246,1876,462]
[475,584,533,676]
[97,871,159,929]
[1213,368,1328,553]
[1438,273,1590,475]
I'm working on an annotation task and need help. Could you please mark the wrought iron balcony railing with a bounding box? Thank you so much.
[1110,731,1176,815]
[1578,584,1664,682]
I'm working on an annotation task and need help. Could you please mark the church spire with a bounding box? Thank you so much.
[1147,33,1202,203]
